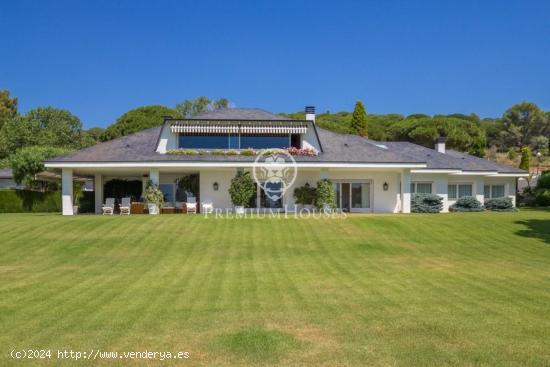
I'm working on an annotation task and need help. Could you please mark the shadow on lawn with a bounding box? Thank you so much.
[515,219,550,244]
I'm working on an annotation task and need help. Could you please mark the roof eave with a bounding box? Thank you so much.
[44,161,427,169]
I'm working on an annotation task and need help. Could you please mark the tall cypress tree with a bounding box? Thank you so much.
[519,146,531,171]
[351,101,368,137]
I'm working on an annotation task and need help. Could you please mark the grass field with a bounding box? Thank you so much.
[1,210,550,366]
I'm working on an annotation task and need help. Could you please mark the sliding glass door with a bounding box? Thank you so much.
[334,181,372,212]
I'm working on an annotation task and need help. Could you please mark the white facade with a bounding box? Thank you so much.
[410,172,517,212]
[50,164,524,216]
[45,112,527,215]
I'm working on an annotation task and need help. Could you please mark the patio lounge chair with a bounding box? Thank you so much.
[186,197,197,214]
[102,198,115,215]
[201,199,213,214]
[119,197,131,215]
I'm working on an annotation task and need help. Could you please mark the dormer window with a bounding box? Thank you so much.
[178,134,238,149]
[178,133,301,150]
[171,120,307,151]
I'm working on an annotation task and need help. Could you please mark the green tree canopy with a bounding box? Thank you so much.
[175,96,230,118]
[406,113,431,119]
[100,105,177,141]
[0,107,83,159]
[0,90,18,130]
[9,145,70,188]
[501,102,547,148]
[351,101,368,137]
[387,116,486,157]
[80,127,105,147]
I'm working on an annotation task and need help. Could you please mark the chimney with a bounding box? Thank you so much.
[305,106,315,123]
[435,137,446,154]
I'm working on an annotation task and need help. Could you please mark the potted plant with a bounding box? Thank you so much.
[143,181,164,215]
[293,183,316,210]
[229,171,256,214]
[72,181,84,214]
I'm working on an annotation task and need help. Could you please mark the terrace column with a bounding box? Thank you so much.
[149,168,160,186]
[94,174,103,214]
[474,177,485,204]
[400,169,411,213]
[61,168,74,215]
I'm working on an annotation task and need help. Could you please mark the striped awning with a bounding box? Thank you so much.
[170,120,307,134]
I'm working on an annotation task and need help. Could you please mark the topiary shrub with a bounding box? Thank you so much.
[229,171,256,207]
[315,179,336,210]
[449,196,484,212]
[293,183,317,206]
[484,197,518,212]
[411,194,443,213]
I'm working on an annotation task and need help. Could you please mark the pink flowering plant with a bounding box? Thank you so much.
[287,147,318,156]
[166,147,318,156]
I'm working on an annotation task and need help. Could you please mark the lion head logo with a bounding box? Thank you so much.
[253,150,297,201]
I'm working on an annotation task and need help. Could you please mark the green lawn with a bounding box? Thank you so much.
[1,210,549,366]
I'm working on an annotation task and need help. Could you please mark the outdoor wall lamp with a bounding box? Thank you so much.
[383,182,389,191]
[213,182,219,191]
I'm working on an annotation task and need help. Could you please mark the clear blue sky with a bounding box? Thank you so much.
[1,0,549,128]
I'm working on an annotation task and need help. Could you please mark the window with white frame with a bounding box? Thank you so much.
[410,182,432,194]
[484,184,505,199]
[448,184,473,199]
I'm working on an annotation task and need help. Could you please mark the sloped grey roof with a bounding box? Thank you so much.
[445,149,525,173]
[310,128,423,163]
[44,110,525,174]
[47,126,163,162]
[191,108,290,121]
[46,126,424,164]
[381,141,524,173]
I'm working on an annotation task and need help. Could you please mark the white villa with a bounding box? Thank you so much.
[44,107,527,215]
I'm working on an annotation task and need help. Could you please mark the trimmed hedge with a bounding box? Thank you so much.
[484,197,518,212]
[411,194,443,213]
[449,196,484,212]
[0,189,61,213]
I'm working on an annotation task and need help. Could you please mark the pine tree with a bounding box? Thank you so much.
[519,146,531,171]
[351,101,368,137]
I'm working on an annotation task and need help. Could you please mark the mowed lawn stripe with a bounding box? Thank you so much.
[0,210,549,366]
